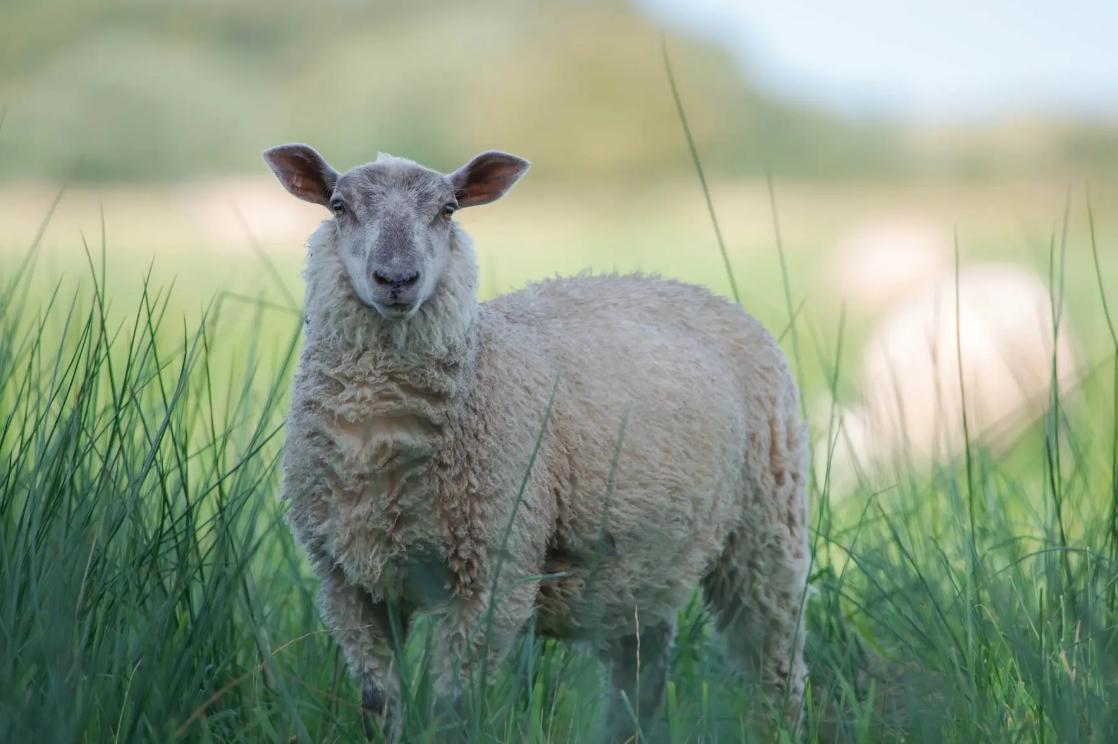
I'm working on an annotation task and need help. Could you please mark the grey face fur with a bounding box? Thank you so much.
[263,144,530,320]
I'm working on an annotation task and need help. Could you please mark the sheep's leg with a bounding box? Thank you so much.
[432,580,539,702]
[702,524,809,726]
[600,619,674,743]
[702,405,810,725]
[314,559,408,740]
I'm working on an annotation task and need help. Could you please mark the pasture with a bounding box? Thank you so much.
[2,173,1117,742]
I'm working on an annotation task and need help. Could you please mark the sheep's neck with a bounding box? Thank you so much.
[322,318,477,501]
[328,338,474,455]
[333,372,448,477]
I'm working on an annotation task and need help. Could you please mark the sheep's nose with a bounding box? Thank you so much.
[372,270,420,290]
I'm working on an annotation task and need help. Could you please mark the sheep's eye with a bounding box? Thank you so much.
[330,200,346,217]
[442,203,456,218]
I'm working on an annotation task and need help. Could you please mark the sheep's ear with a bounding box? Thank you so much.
[262,144,339,207]
[449,151,530,208]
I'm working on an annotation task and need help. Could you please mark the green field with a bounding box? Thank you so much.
[2,167,1117,743]
[3,0,1118,738]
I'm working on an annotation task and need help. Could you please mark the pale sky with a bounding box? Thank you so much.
[636,0,1118,121]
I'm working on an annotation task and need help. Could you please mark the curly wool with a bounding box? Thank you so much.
[282,217,810,713]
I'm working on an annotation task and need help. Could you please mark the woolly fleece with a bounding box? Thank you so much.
[280,164,810,731]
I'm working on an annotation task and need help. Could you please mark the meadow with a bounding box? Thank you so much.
[2,160,1118,744]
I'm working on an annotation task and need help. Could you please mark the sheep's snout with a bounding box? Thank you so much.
[372,268,420,290]
[368,267,423,318]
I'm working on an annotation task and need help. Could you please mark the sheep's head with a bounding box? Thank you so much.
[263,144,529,320]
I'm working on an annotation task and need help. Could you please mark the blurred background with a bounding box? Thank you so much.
[5,0,1118,182]
[8,6,1118,739]
[2,0,1116,473]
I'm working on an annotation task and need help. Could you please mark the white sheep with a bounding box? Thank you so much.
[263,144,810,738]
[822,265,1078,493]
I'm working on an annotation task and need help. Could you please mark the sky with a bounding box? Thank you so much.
[636,0,1118,122]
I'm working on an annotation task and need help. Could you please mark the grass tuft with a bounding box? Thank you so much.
[3,76,1118,744]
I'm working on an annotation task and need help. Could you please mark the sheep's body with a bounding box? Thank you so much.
[279,162,809,736]
[488,274,807,639]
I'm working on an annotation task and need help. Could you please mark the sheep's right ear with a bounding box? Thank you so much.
[262,144,339,207]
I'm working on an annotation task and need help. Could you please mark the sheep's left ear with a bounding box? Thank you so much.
[449,151,530,208]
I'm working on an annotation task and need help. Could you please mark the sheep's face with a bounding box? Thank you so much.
[328,160,459,318]
[263,145,529,320]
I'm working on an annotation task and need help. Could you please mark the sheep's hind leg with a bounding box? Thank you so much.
[701,476,810,727]
[701,399,810,730]
[600,620,674,743]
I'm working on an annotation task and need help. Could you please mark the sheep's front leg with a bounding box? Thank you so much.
[314,559,407,739]
[432,578,539,703]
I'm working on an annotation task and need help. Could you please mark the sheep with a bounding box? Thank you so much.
[828,215,951,312]
[262,143,810,739]
[821,265,1078,494]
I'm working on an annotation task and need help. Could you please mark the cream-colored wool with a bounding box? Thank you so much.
[271,148,810,735]
[820,265,1078,496]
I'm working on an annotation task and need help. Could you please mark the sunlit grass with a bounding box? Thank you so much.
[2,178,1117,742]
[3,65,1118,737]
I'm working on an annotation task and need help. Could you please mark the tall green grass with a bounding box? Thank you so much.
[4,89,1118,743]
[3,199,1117,742]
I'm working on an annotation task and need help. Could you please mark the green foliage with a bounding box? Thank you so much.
[5,1,1118,183]
[2,52,1117,739]
[2,181,1118,743]
[0,0,912,182]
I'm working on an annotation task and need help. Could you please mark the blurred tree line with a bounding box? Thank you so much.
[0,0,1114,182]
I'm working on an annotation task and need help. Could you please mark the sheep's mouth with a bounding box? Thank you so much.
[370,300,418,321]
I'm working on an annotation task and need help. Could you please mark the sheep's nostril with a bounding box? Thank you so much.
[373,270,420,291]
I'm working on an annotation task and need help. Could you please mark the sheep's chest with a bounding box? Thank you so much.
[326,410,452,605]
